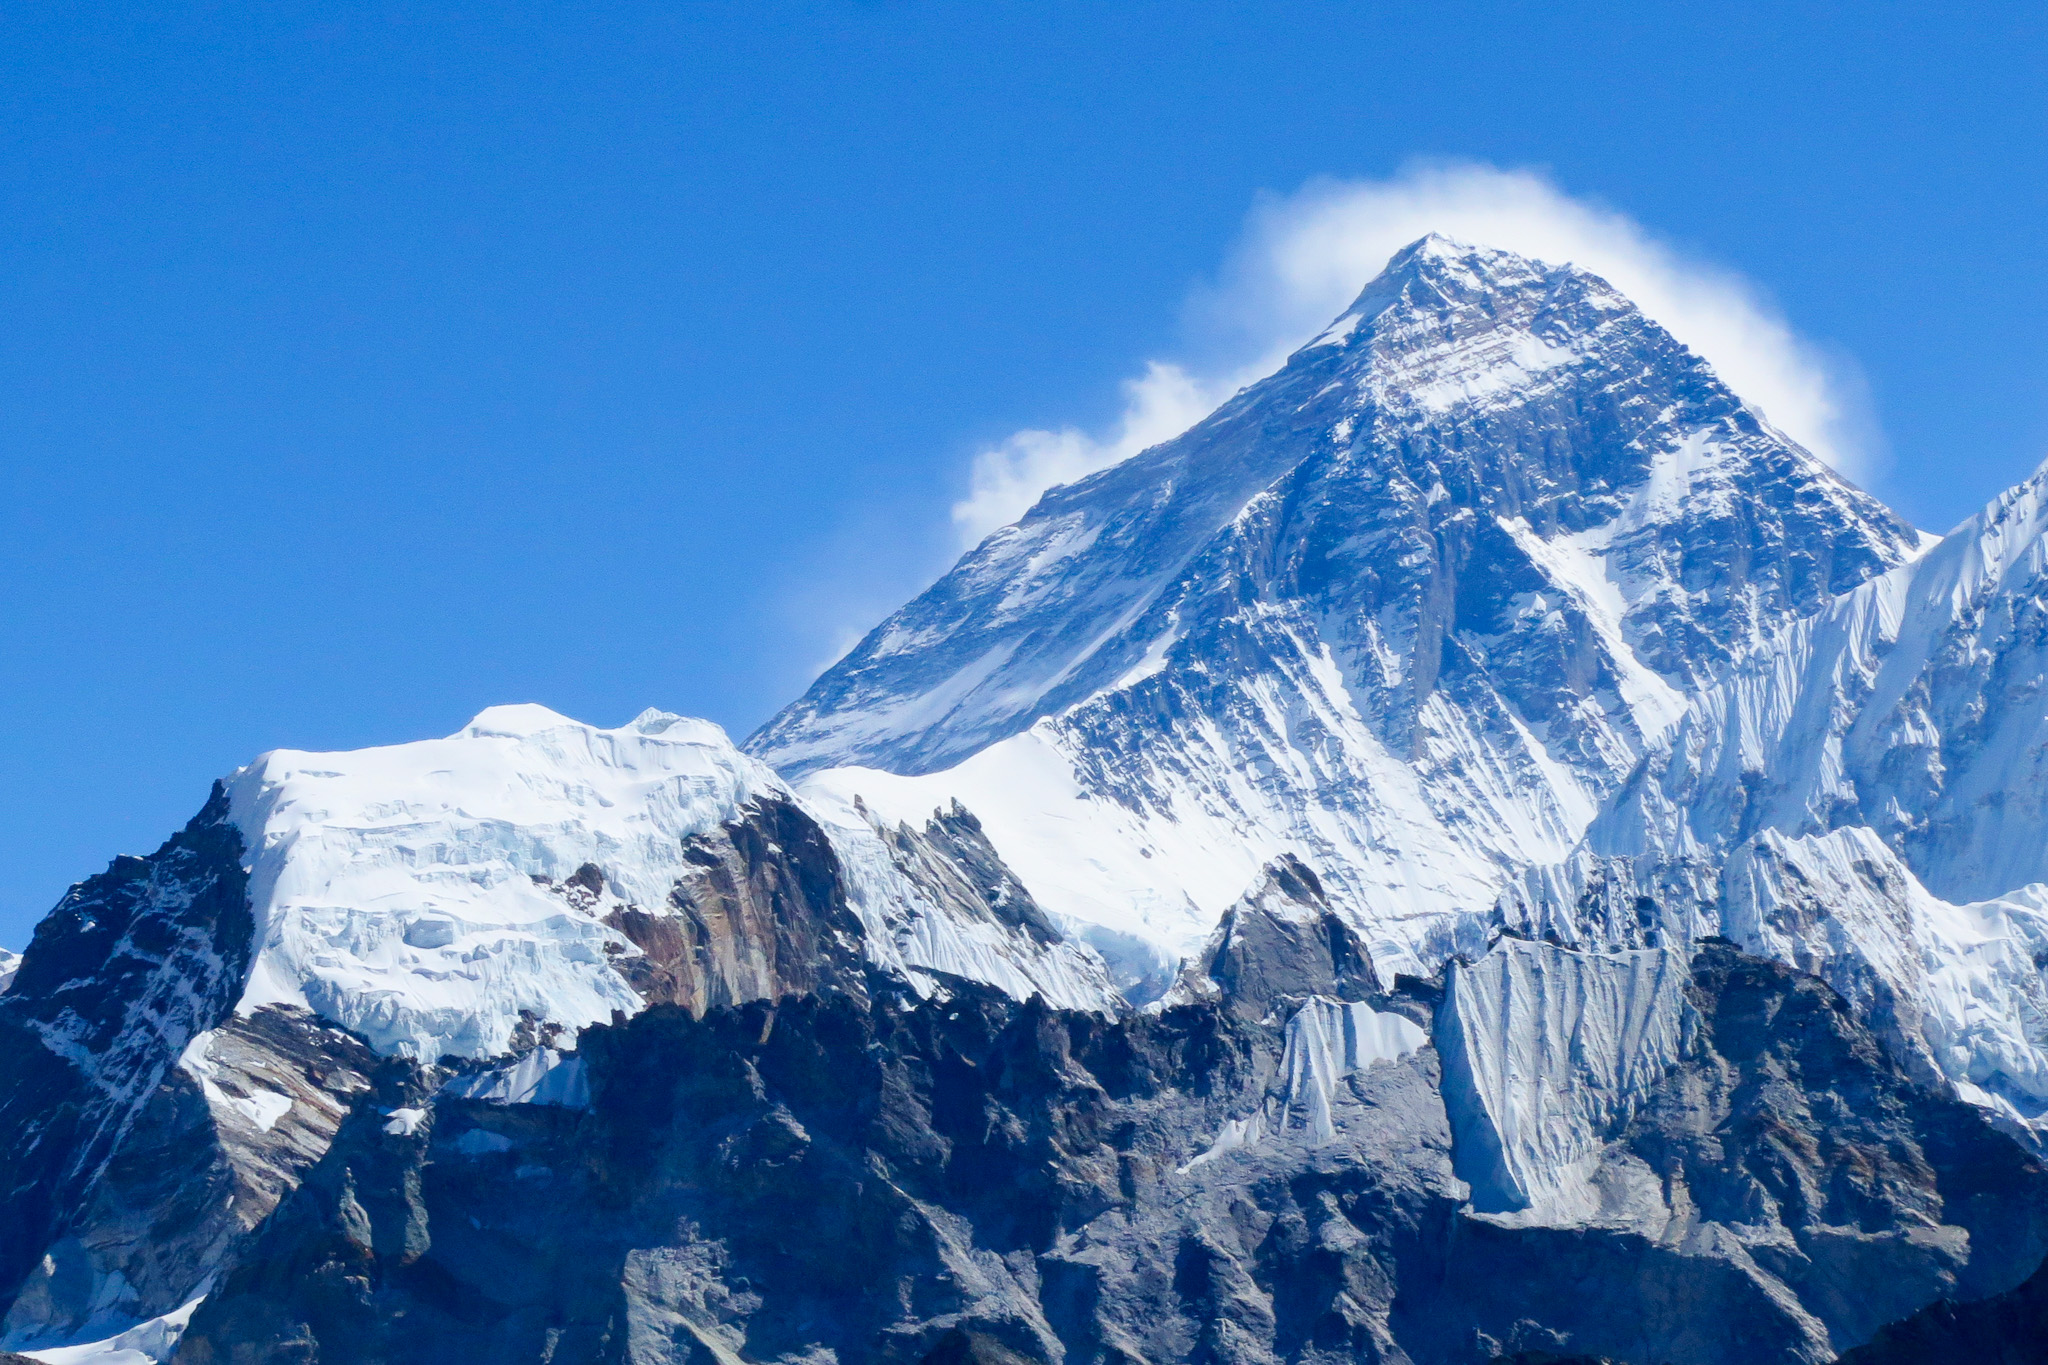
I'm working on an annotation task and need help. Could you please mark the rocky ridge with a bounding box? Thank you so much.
[762,236,1922,979]
[0,709,1116,1359]
[1563,458,2048,1135]
[161,941,2048,1365]
[5,236,2048,1362]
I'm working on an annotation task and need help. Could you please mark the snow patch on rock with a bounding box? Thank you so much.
[1725,828,2048,1128]
[177,1032,294,1134]
[15,1292,204,1365]
[1437,938,1693,1223]
[440,1047,590,1109]
[224,704,1118,1061]
[1183,997,1425,1169]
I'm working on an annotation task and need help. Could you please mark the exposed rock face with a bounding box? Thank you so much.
[18,236,2048,1361]
[1171,856,1382,1018]
[1577,461,2048,1134]
[0,784,252,1336]
[0,719,1117,1360]
[878,801,1063,948]
[1836,1252,2048,1363]
[0,795,376,1351]
[603,795,871,1017]
[764,237,1920,980]
[168,943,2048,1365]
[1659,947,2048,1344]
[1490,942,2048,1359]
[2,1007,376,1350]
[175,1007,381,1227]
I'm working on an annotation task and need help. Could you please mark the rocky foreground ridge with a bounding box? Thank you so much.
[7,238,2048,1362]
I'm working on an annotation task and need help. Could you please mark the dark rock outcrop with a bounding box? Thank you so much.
[173,944,2048,1365]
[1837,1250,2048,1363]
[3,1006,377,1349]
[1176,856,1381,1017]
[0,785,253,1329]
[876,800,1063,947]
[603,795,871,1016]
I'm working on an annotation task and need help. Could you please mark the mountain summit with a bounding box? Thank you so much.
[18,237,2048,1365]
[752,237,1921,975]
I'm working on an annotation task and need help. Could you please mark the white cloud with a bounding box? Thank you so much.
[950,362,1219,547]
[951,161,1876,546]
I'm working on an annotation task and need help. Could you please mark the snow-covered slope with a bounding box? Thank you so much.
[758,236,1920,974]
[0,704,1127,1358]
[1581,460,2048,1129]
[19,233,2048,1365]
[1437,938,1694,1222]
[225,704,1115,1058]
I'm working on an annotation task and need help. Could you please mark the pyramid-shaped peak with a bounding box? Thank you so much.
[1308,236,1596,350]
[1351,233,1571,306]
[1383,232,1544,271]
[1400,230,1488,259]
[1296,234,1612,365]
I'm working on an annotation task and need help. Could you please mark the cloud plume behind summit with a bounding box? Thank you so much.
[952,162,1879,546]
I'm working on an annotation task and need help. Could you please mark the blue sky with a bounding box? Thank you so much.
[3,1,2045,945]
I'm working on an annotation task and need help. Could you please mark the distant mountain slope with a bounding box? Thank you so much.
[0,706,1114,1352]
[755,236,1922,974]
[18,236,2048,1365]
[1579,460,2048,1133]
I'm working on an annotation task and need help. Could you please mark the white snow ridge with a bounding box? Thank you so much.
[25,232,2048,1365]
[226,705,749,1058]
[225,704,1117,1060]
[1438,939,1694,1223]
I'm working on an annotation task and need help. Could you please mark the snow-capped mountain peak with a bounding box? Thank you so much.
[16,236,2048,1365]
[226,705,773,1057]
[755,236,1922,974]
[195,703,1117,1060]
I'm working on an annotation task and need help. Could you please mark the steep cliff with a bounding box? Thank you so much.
[168,943,2048,1365]
[762,237,1920,978]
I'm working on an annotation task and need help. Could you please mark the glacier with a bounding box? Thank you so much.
[1437,937,1694,1222]
[13,232,2048,1363]
[223,702,1117,1059]
[1579,459,2048,1133]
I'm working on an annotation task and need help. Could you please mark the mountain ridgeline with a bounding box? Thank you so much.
[5,237,2048,1364]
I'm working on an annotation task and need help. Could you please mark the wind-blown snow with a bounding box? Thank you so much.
[758,239,1916,983]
